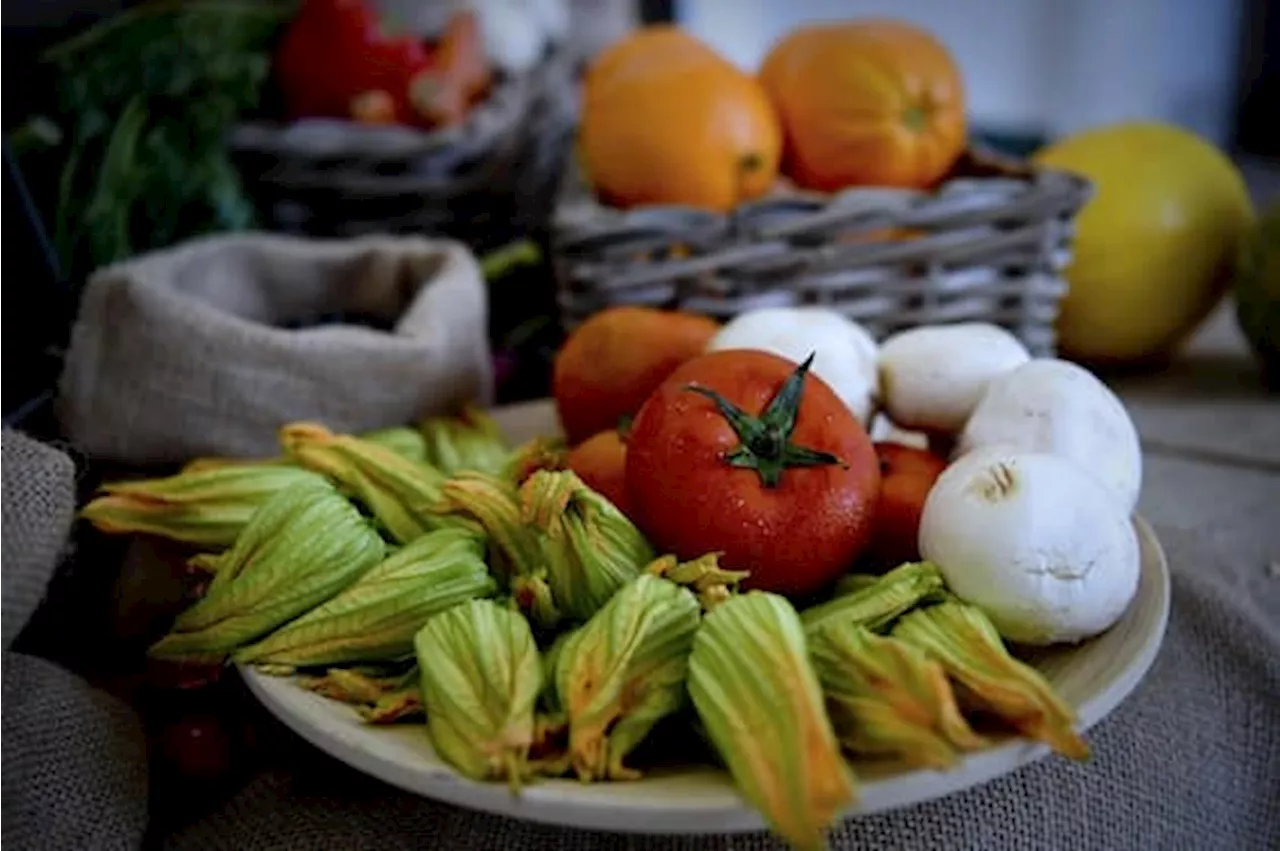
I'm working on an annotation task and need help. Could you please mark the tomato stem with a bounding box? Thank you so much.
[684,354,846,488]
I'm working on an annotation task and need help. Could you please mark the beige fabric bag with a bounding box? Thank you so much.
[57,233,493,464]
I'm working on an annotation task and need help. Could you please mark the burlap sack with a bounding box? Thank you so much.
[159,522,1280,851]
[57,233,493,464]
[1,431,149,850]
[1,429,77,648]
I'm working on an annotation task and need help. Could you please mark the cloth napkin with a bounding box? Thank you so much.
[1,430,150,851]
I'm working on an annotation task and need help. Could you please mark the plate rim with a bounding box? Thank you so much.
[240,516,1170,836]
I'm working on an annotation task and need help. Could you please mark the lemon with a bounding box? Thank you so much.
[1033,122,1255,364]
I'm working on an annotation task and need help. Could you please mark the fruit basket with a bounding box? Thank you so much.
[230,49,579,248]
[551,149,1093,357]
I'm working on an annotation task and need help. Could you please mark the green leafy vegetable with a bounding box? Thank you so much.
[19,0,293,283]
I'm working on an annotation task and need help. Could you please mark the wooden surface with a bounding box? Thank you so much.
[1110,302,1280,588]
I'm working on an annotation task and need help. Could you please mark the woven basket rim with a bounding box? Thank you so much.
[546,147,1093,360]
[229,50,579,165]
[551,148,1093,243]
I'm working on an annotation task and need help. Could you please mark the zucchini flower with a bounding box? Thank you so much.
[235,527,496,669]
[433,472,560,628]
[420,405,511,477]
[801,561,945,636]
[298,667,423,724]
[645,552,748,611]
[360,687,424,724]
[502,435,567,485]
[186,552,224,576]
[520,470,652,622]
[527,632,572,776]
[80,464,328,548]
[182,424,427,473]
[808,621,984,769]
[299,667,397,704]
[280,422,460,544]
[180,456,290,474]
[892,601,1089,760]
[538,632,571,717]
[148,479,385,663]
[688,591,856,851]
[360,426,429,463]
[831,573,879,598]
[551,575,701,781]
[414,599,543,790]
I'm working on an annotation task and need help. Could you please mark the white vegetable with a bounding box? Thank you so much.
[366,0,453,37]
[919,448,1141,645]
[367,0,553,75]
[877,323,1031,434]
[469,0,547,74]
[957,358,1142,512]
[528,0,570,43]
[867,414,929,450]
[706,307,879,425]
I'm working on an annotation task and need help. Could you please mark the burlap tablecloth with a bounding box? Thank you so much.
[153,519,1280,851]
[1,430,151,851]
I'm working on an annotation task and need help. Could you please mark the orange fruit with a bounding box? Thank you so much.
[759,19,966,191]
[553,306,720,445]
[579,25,782,212]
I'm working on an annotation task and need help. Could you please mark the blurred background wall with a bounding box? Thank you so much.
[676,0,1264,152]
[4,0,1276,154]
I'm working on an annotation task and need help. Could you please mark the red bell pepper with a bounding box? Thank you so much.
[274,0,434,125]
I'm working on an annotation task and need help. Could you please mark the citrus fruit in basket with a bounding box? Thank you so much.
[578,25,782,212]
[553,306,720,445]
[626,350,880,598]
[758,19,966,191]
[1033,121,1255,365]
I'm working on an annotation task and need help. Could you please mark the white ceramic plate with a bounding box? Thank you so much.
[242,401,1171,835]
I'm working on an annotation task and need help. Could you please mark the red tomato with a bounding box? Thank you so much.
[157,712,236,782]
[867,442,948,569]
[565,428,631,515]
[625,350,880,597]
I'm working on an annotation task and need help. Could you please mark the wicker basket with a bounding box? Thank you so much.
[229,51,580,249]
[551,151,1093,355]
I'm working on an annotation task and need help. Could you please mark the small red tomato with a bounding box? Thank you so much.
[565,428,631,515]
[625,350,880,598]
[157,712,236,782]
[867,442,948,569]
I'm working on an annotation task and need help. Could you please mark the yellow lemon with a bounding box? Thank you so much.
[1034,122,1254,364]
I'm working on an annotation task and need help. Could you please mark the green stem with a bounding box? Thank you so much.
[683,354,847,488]
[480,239,543,281]
[53,135,84,271]
[82,95,149,265]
